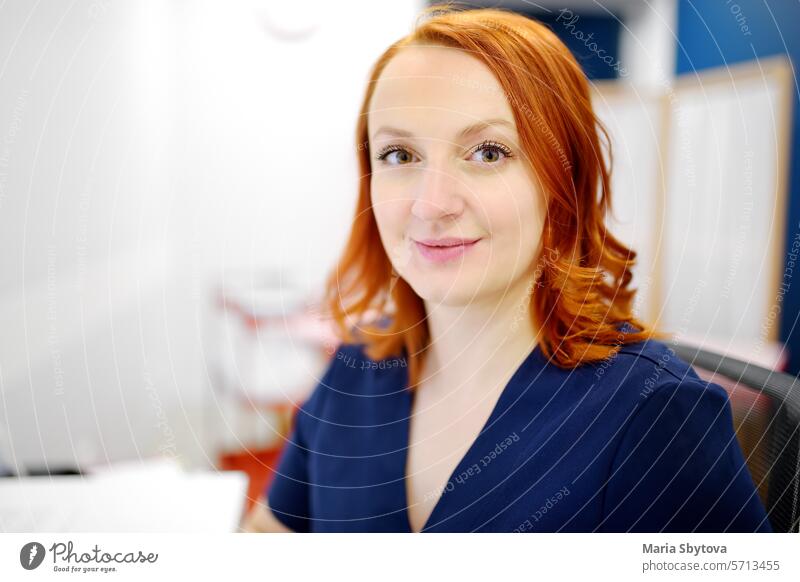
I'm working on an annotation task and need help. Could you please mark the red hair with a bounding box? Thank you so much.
[322,4,663,390]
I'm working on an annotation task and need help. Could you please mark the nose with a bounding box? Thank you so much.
[410,162,465,222]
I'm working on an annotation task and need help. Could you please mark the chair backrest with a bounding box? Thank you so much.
[672,342,800,533]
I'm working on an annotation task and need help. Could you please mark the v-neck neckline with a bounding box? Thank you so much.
[401,343,543,533]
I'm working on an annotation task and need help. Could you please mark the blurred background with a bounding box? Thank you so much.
[0,0,798,531]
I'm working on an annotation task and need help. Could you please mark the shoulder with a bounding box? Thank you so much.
[599,339,740,485]
[304,342,405,397]
[597,344,768,531]
[326,342,408,393]
[613,332,700,383]
[590,331,721,403]
[295,342,408,429]
[567,332,736,446]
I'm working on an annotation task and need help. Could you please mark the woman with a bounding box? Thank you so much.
[243,5,770,533]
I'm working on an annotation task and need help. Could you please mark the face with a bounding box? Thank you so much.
[367,44,546,308]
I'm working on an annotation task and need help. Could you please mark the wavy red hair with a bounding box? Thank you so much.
[322,3,663,390]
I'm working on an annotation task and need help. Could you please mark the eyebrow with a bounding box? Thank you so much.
[371,117,516,140]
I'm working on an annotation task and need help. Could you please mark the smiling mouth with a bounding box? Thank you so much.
[412,238,482,263]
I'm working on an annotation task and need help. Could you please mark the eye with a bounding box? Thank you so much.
[468,140,514,165]
[373,140,514,167]
[375,145,417,166]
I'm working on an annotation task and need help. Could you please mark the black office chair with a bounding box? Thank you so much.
[672,342,800,533]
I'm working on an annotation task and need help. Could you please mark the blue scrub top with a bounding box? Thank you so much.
[267,330,772,532]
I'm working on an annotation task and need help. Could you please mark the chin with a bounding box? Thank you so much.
[405,273,487,307]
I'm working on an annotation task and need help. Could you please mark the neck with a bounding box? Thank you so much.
[421,273,540,393]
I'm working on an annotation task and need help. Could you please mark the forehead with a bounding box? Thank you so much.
[367,45,516,138]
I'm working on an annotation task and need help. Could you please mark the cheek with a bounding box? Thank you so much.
[370,184,412,263]
[371,176,396,212]
[483,187,543,247]
[371,194,407,236]
[371,202,415,274]
[370,171,411,207]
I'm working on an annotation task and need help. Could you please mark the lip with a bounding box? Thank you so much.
[416,237,482,247]
[412,237,482,264]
